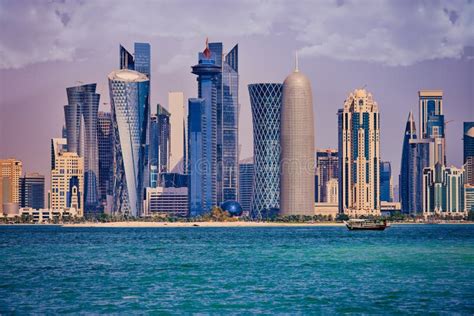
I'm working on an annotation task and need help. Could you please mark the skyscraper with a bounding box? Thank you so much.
[63,83,100,213]
[380,161,393,202]
[315,149,339,202]
[108,69,150,217]
[157,104,171,174]
[422,163,466,216]
[20,173,45,210]
[188,41,221,216]
[238,157,254,214]
[419,90,445,166]
[464,122,474,185]
[248,83,282,219]
[169,92,186,173]
[50,152,84,216]
[399,112,418,213]
[134,42,151,80]
[188,98,208,216]
[0,159,22,214]
[338,89,380,217]
[208,42,239,204]
[51,138,67,170]
[119,43,151,80]
[97,111,114,206]
[280,58,315,217]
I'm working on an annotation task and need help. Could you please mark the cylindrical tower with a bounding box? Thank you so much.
[248,83,283,219]
[280,63,315,216]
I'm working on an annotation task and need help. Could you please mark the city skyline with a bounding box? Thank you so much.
[1,1,472,191]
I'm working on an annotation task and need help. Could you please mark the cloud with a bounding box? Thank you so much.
[0,0,472,69]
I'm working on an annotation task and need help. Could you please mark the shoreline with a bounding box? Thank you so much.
[60,221,472,228]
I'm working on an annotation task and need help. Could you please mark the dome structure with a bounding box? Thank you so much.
[221,200,243,216]
[466,127,474,138]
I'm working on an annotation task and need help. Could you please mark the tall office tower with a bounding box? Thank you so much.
[238,157,254,214]
[51,138,67,170]
[119,43,151,79]
[465,186,474,212]
[280,59,315,217]
[108,69,150,217]
[380,161,393,202]
[169,92,186,173]
[338,89,381,217]
[326,178,339,204]
[399,112,418,213]
[134,43,151,80]
[248,83,282,219]
[188,41,221,216]
[63,83,100,213]
[208,42,239,203]
[97,112,114,205]
[149,114,159,187]
[315,149,339,202]
[0,159,22,214]
[422,164,465,216]
[157,104,171,174]
[464,122,474,185]
[50,152,84,216]
[20,173,45,209]
[419,90,445,166]
[119,45,134,70]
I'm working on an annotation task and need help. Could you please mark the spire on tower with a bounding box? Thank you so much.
[295,51,299,72]
[203,37,211,58]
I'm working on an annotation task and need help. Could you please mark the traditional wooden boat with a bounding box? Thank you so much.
[344,219,389,231]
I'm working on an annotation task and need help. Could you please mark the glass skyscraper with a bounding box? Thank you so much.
[108,69,150,217]
[419,90,445,166]
[238,157,254,214]
[315,149,339,203]
[380,161,393,202]
[208,42,239,204]
[133,42,151,80]
[97,111,114,207]
[464,122,474,185]
[248,83,282,219]
[63,83,100,213]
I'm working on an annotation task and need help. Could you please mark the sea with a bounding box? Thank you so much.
[0,224,473,314]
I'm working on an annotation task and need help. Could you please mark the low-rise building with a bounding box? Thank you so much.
[19,207,80,223]
[143,187,188,217]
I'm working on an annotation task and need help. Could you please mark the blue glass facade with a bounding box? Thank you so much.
[20,173,45,209]
[64,83,100,213]
[119,45,134,70]
[108,69,150,217]
[464,122,474,185]
[188,98,205,216]
[134,43,151,80]
[380,161,392,202]
[208,43,239,204]
[97,111,114,206]
[238,160,254,213]
[248,83,282,219]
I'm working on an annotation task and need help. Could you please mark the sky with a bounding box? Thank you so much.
[0,0,473,192]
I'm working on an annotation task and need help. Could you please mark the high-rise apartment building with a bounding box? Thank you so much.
[380,161,393,202]
[280,59,315,216]
[168,92,186,173]
[422,164,466,216]
[315,149,338,203]
[208,42,240,204]
[50,152,84,217]
[238,158,254,214]
[51,138,67,170]
[63,83,100,213]
[338,89,381,217]
[20,173,45,210]
[248,83,282,219]
[464,122,474,186]
[97,111,113,206]
[0,159,22,214]
[108,69,150,217]
[326,178,339,204]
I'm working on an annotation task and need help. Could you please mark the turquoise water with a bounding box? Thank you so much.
[1,225,473,314]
